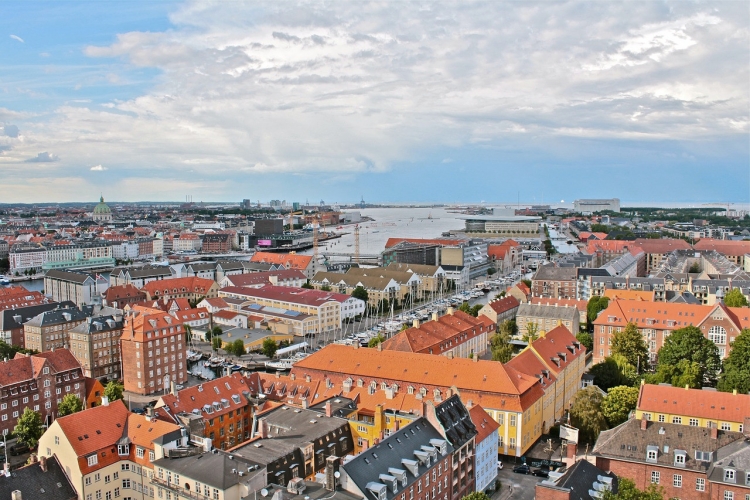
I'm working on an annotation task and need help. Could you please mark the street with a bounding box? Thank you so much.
[494,465,545,500]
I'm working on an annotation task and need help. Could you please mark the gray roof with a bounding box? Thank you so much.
[592,419,745,473]
[432,394,477,449]
[533,266,577,282]
[246,480,363,500]
[341,417,452,500]
[44,269,95,284]
[153,450,262,490]
[69,315,124,336]
[124,265,172,279]
[707,438,750,485]
[231,406,350,465]
[538,459,618,500]
[0,455,77,500]
[187,262,217,272]
[517,303,578,321]
[0,301,76,332]
[24,305,91,328]
[310,396,358,419]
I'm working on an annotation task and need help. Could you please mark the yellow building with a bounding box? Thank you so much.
[635,383,749,432]
[216,327,294,351]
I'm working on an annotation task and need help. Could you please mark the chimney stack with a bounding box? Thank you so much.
[259,419,268,439]
[744,417,750,438]
[413,319,420,329]
[11,491,22,500]
[447,307,454,316]
[325,456,339,492]
[640,417,648,431]
[431,312,438,322]
[710,424,718,440]
[566,441,577,462]
[39,456,47,472]
[325,401,333,418]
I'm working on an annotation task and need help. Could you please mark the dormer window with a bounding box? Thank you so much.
[724,469,736,483]
[646,446,658,463]
[118,444,129,456]
[674,451,686,467]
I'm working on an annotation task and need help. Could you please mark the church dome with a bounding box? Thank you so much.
[93,196,111,215]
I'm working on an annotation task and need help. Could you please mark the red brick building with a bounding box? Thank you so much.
[155,373,253,449]
[531,266,578,299]
[102,284,147,309]
[201,232,232,253]
[120,311,187,395]
[0,349,86,433]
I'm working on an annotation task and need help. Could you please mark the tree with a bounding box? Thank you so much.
[589,358,632,392]
[521,279,532,288]
[104,381,124,402]
[490,327,513,363]
[601,385,639,427]
[461,492,491,500]
[469,304,483,317]
[368,334,386,348]
[724,288,748,307]
[587,296,610,326]
[226,339,246,357]
[570,386,608,443]
[212,336,223,351]
[458,302,471,314]
[657,326,721,385]
[576,332,593,352]
[14,408,43,448]
[717,328,750,394]
[646,359,703,388]
[523,321,539,343]
[301,282,314,289]
[321,284,332,292]
[498,319,518,336]
[611,323,648,372]
[261,338,278,358]
[688,262,701,274]
[602,478,664,500]
[57,394,83,417]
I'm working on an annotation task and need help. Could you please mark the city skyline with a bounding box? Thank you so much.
[1,1,748,203]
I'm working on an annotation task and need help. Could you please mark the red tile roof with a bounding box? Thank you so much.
[530,297,587,312]
[593,300,750,331]
[468,404,501,444]
[158,373,251,419]
[222,270,306,287]
[637,383,750,423]
[528,325,586,376]
[484,296,520,315]
[631,238,692,254]
[103,284,146,302]
[141,277,216,296]
[381,310,495,354]
[220,285,351,306]
[0,349,82,386]
[693,238,750,256]
[250,252,312,270]
[55,399,130,458]
[487,240,519,260]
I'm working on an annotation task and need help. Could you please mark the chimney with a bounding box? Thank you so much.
[640,417,648,431]
[686,385,690,390]
[446,352,453,359]
[413,319,420,329]
[473,354,478,362]
[566,441,577,462]
[39,456,47,472]
[170,381,176,396]
[710,424,718,440]
[302,398,309,409]
[290,373,296,381]
[353,342,359,349]
[275,371,280,379]
[325,456,339,492]
[259,419,268,439]
[744,417,750,438]
[101,396,110,406]
[146,406,154,418]
[305,375,311,383]
[325,401,333,418]
[447,307,454,316]
[431,312,438,322]
[11,491,22,500]
[377,342,382,351]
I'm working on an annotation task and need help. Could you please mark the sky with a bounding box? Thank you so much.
[1,0,748,205]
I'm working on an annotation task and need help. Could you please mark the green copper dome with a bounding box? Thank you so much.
[93,196,111,214]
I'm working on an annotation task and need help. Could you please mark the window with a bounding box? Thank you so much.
[689,418,699,426]
[122,479,131,489]
[673,475,682,488]
[708,325,727,344]
[658,414,665,423]
[87,454,98,466]
[724,492,734,500]
[675,453,685,466]
[725,469,736,483]
[85,477,92,486]
[136,447,145,458]
[696,478,705,491]
[721,422,732,431]
[651,471,660,484]
[510,415,516,427]
[647,449,657,462]
[672,416,682,424]
[55,435,59,445]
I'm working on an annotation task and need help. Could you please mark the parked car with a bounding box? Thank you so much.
[497,460,503,470]
[512,464,530,474]
[532,467,550,478]
[10,442,29,456]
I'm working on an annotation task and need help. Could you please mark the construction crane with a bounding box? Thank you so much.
[354,224,360,264]
[313,216,320,270]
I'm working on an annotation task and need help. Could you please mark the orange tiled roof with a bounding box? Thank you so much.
[468,404,501,444]
[103,284,146,301]
[381,310,494,354]
[693,238,750,256]
[593,300,750,331]
[637,383,750,423]
[158,373,251,419]
[55,399,130,458]
[506,348,558,388]
[250,252,312,269]
[586,240,632,254]
[487,240,519,259]
[173,307,209,322]
[141,277,215,295]
[528,325,586,376]
[631,238,692,254]
[123,312,182,341]
[530,297,587,312]
[602,289,655,302]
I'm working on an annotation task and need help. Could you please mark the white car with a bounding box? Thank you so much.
[497,460,503,470]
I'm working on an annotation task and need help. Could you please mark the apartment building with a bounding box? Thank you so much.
[68,314,124,380]
[532,266,578,299]
[0,285,51,310]
[121,311,188,395]
[156,373,254,450]
[24,305,92,352]
[219,269,307,288]
[110,265,173,288]
[38,399,184,500]
[694,239,750,268]
[102,284,147,308]
[44,269,108,307]
[385,263,448,296]
[250,251,322,280]
[470,405,500,494]
[591,300,750,364]
[310,271,404,309]
[516,302,580,337]
[201,232,232,253]
[487,240,520,274]
[141,276,219,302]
[634,384,750,433]
[631,239,692,274]
[0,301,74,347]
[0,349,85,434]
[589,276,667,301]
[0,455,78,500]
[593,419,747,500]
[291,344,545,457]
[381,309,495,358]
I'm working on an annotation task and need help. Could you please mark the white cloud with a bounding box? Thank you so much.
[9,35,24,43]
[90,164,108,171]
[25,152,59,163]
[2,0,748,201]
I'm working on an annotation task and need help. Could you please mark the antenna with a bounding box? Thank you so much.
[354,225,360,265]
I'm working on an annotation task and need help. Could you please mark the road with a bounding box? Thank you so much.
[494,466,546,500]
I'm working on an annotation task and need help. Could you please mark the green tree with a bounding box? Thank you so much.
[576,332,593,352]
[688,262,701,274]
[499,319,518,336]
[523,321,539,343]
[461,492,491,500]
[104,381,124,402]
[657,325,721,385]
[261,338,278,358]
[458,301,471,314]
[57,394,83,417]
[587,296,610,326]
[724,288,748,307]
[378,298,390,314]
[227,339,246,356]
[589,358,631,392]
[602,478,664,500]
[301,282,314,289]
[521,279,532,288]
[717,328,750,394]
[351,286,369,303]
[212,336,223,351]
[14,408,43,448]
[490,327,513,363]
[469,304,483,317]
[368,334,386,348]
[570,386,608,443]
[212,326,223,338]
[611,322,648,371]
[321,284,332,292]
[601,385,639,427]
[646,359,703,388]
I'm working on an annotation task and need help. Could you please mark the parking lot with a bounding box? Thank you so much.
[495,464,546,500]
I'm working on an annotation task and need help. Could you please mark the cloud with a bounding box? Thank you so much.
[90,164,108,171]
[2,125,19,138]
[25,152,59,163]
[9,35,24,43]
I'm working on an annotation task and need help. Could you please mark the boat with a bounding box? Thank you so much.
[186,350,203,362]
[0,275,9,286]
[263,351,309,371]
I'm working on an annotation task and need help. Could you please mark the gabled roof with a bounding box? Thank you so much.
[694,238,750,256]
[631,238,692,254]
[636,384,750,423]
[0,301,76,332]
[141,276,216,295]
[468,404,500,444]
[103,284,146,302]
[221,269,306,287]
[530,297,587,312]
[220,285,351,307]
[55,399,130,458]
[157,372,251,420]
[602,289,654,301]
[528,325,586,376]
[593,299,750,330]
[250,251,313,269]
[517,303,578,321]
[505,348,558,390]
[0,454,77,500]
[381,310,493,354]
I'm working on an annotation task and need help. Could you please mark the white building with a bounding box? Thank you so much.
[573,198,620,214]
[470,405,500,493]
